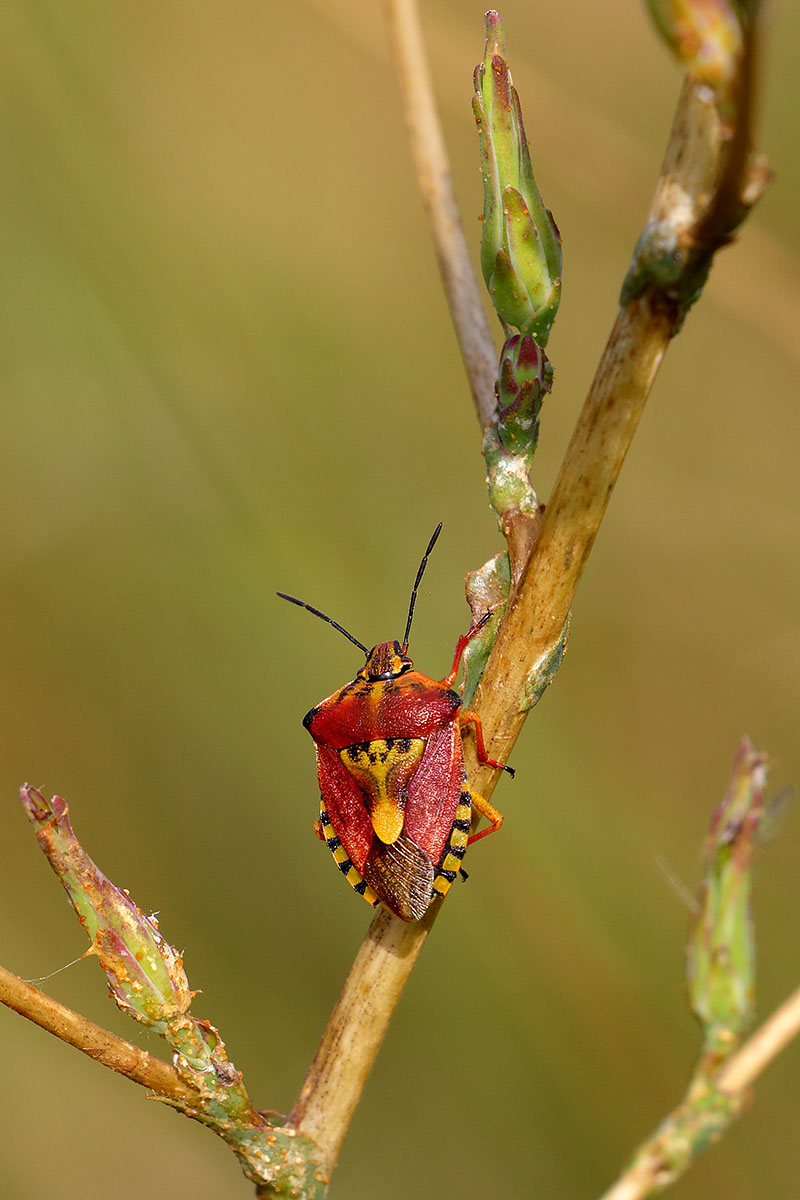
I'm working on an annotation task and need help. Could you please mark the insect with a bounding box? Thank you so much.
[278,524,513,922]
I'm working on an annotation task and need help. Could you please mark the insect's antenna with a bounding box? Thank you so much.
[401,522,443,654]
[277,593,369,656]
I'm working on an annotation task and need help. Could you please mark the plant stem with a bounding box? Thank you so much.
[465,296,671,784]
[385,0,498,428]
[716,982,800,1094]
[0,962,198,1106]
[289,905,436,1165]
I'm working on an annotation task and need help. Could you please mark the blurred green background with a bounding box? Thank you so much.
[1,1,798,1197]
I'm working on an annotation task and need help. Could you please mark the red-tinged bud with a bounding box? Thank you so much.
[21,786,192,1028]
[495,334,552,457]
[481,334,552,559]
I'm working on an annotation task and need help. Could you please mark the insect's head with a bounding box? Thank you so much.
[358,640,413,682]
[277,522,443,670]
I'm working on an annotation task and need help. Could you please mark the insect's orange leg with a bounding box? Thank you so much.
[467,790,504,846]
[313,818,325,841]
[442,612,492,686]
[459,709,515,777]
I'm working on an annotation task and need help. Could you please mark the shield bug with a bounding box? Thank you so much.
[278,524,513,922]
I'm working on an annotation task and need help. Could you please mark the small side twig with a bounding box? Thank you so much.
[9,788,330,1198]
[598,984,800,1200]
[597,740,792,1200]
[717,983,800,1096]
[385,0,498,428]
[0,963,198,1106]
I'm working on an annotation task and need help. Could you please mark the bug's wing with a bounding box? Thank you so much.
[315,743,374,873]
[404,723,465,869]
[363,833,434,922]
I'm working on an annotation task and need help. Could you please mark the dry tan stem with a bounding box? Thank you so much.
[385,0,498,428]
[599,1162,669,1200]
[0,962,199,1106]
[716,983,800,1094]
[289,905,437,1164]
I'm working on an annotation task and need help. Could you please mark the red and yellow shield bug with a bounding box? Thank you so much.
[278,525,513,922]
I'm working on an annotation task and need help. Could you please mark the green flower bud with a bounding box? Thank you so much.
[21,786,192,1028]
[645,0,743,88]
[686,739,767,1049]
[473,11,561,345]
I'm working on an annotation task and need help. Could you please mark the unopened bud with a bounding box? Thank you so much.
[686,738,767,1046]
[21,786,192,1028]
[496,334,552,457]
[473,11,561,344]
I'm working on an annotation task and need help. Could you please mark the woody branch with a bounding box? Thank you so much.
[0,963,198,1105]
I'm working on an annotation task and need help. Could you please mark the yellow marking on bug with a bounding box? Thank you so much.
[450,798,470,847]
[371,802,404,845]
[429,780,474,903]
[340,737,425,846]
[319,806,380,907]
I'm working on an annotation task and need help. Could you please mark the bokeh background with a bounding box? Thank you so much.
[1,1,798,1197]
